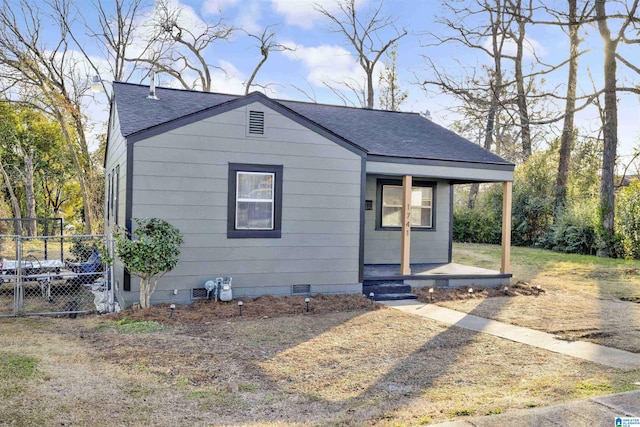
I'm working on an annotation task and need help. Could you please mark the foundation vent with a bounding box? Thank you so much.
[192,288,208,299]
[291,284,311,296]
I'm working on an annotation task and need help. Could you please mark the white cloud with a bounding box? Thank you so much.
[202,0,240,15]
[282,42,362,87]
[270,0,369,29]
[270,0,325,29]
[237,1,262,34]
[482,34,547,61]
[209,60,247,94]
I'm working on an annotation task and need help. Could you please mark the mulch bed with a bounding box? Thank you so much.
[107,282,544,325]
[413,281,544,303]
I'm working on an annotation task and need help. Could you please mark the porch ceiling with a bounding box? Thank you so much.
[365,160,514,183]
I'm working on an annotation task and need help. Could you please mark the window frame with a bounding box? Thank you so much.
[376,179,436,231]
[228,163,282,238]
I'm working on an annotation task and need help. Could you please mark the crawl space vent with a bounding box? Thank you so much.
[291,284,311,295]
[248,110,265,135]
[192,288,208,299]
[435,279,449,288]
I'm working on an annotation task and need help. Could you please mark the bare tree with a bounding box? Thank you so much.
[244,25,293,95]
[378,42,408,111]
[552,0,593,219]
[423,0,513,207]
[53,0,148,103]
[316,0,407,109]
[133,0,233,92]
[504,0,535,159]
[594,0,639,256]
[0,0,100,233]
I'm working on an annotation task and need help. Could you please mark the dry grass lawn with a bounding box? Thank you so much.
[0,243,639,426]
[441,244,640,353]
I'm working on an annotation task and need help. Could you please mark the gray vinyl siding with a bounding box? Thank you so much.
[364,174,450,264]
[129,102,362,302]
[104,105,128,295]
[104,105,127,229]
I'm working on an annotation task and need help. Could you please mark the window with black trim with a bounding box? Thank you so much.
[377,179,435,230]
[228,163,282,238]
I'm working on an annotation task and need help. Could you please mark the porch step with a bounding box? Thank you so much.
[370,292,418,302]
[363,281,417,301]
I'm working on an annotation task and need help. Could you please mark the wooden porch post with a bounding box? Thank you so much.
[501,181,513,274]
[400,175,412,275]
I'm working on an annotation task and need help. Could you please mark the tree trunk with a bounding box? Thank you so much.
[554,0,579,220]
[514,5,531,159]
[23,151,37,236]
[55,109,93,234]
[0,159,22,235]
[366,67,374,109]
[469,78,499,209]
[595,0,618,257]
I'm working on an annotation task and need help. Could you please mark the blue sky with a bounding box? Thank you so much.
[86,0,640,159]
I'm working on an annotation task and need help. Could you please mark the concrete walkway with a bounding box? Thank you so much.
[431,390,640,426]
[382,300,640,369]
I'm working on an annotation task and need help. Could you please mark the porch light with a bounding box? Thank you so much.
[238,300,243,316]
[305,297,310,313]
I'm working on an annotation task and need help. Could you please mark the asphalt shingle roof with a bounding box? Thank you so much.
[113,82,512,166]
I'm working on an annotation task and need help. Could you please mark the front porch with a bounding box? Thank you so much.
[363,262,512,289]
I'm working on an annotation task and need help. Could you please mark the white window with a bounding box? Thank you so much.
[235,171,275,230]
[381,184,433,228]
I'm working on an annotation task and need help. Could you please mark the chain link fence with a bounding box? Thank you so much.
[0,234,112,317]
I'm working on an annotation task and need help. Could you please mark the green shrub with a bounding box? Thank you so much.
[546,209,597,255]
[511,151,556,246]
[113,218,183,309]
[616,179,640,259]
[452,207,501,244]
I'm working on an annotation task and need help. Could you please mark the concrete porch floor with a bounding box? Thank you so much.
[363,263,512,287]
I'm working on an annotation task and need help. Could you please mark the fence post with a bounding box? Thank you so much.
[15,236,23,316]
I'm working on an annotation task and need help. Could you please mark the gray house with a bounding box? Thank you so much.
[105,82,514,306]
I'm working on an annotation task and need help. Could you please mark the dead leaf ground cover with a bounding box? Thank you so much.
[0,243,639,426]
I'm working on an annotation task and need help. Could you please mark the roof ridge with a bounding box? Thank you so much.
[113,81,241,98]
[113,82,419,115]
[277,97,421,115]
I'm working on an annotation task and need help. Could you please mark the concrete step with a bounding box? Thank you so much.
[363,283,412,295]
[370,292,418,301]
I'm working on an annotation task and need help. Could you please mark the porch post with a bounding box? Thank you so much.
[400,175,412,275]
[501,181,513,274]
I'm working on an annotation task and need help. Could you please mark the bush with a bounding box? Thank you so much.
[452,207,501,244]
[547,213,597,255]
[113,218,183,309]
[616,179,640,259]
[511,151,556,246]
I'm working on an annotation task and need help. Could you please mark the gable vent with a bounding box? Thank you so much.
[248,110,265,135]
